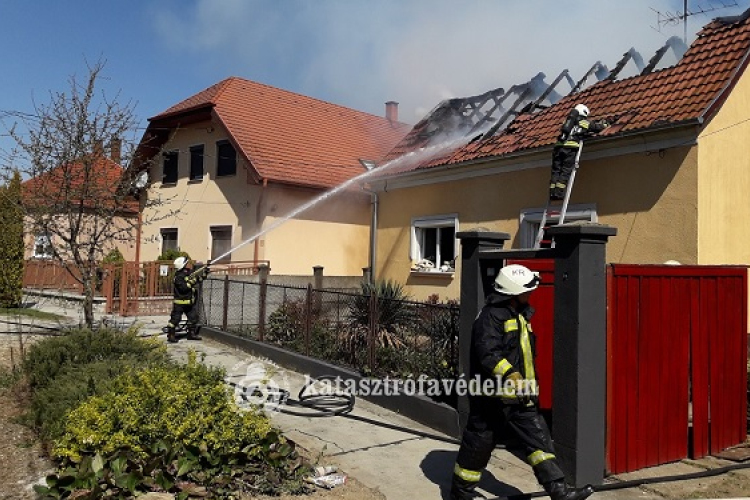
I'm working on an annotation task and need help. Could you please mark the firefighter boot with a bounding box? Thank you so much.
[166,327,178,343]
[544,480,594,500]
[450,475,486,500]
[186,325,202,341]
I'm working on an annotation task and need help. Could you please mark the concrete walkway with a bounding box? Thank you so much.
[18,297,750,500]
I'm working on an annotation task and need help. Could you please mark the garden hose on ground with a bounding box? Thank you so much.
[228,375,750,499]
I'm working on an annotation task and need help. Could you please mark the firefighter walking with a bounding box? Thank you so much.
[549,104,609,201]
[450,264,594,500]
[166,256,210,343]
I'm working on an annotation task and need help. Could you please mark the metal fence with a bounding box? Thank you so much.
[201,276,459,402]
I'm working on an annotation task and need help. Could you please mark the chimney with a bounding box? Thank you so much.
[385,101,399,122]
[110,137,122,164]
[93,139,104,157]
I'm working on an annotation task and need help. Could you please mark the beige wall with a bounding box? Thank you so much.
[261,185,370,276]
[140,120,371,275]
[697,65,750,265]
[23,214,137,262]
[376,142,699,301]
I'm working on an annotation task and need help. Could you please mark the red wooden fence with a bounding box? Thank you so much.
[607,265,747,473]
[511,260,748,474]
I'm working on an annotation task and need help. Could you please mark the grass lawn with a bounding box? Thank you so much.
[0,308,65,321]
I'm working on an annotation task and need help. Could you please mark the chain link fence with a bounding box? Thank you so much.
[201,276,459,406]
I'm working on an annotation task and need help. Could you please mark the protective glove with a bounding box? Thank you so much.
[504,371,531,405]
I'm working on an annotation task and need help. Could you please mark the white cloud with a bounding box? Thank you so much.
[151,0,749,123]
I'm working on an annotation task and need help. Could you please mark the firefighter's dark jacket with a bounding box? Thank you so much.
[556,109,608,148]
[173,267,206,305]
[470,292,536,382]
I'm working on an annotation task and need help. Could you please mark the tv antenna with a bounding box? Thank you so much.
[651,0,739,43]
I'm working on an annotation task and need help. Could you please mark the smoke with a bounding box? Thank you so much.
[151,0,749,124]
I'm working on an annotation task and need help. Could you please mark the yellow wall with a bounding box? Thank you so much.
[140,120,370,275]
[376,143,698,301]
[697,65,750,264]
[261,185,370,276]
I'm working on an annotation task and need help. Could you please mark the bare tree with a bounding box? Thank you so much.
[1,61,169,327]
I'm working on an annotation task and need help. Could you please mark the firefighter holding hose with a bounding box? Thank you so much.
[165,256,210,343]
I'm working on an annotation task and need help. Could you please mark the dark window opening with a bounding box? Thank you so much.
[161,228,178,254]
[190,145,204,180]
[211,226,232,262]
[216,141,236,177]
[162,151,178,184]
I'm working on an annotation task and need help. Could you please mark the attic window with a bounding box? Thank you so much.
[216,141,236,177]
[162,150,178,185]
[33,233,53,259]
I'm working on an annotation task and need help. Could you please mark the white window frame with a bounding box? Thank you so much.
[33,233,53,259]
[519,204,598,248]
[410,214,458,273]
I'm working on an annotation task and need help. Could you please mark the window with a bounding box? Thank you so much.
[160,228,178,255]
[189,145,204,181]
[162,150,179,184]
[216,141,236,177]
[411,215,458,273]
[519,204,598,248]
[211,226,232,262]
[33,233,53,259]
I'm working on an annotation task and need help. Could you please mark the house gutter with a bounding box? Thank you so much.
[255,178,268,263]
[361,184,378,284]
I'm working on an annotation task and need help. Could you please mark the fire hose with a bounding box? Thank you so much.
[228,375,750,499]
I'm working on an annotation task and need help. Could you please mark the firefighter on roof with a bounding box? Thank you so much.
[549,104,609,201]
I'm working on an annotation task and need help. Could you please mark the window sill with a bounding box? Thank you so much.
[161,182,177,188]
[216,174,237,179]
[188,178,204,184]
[410,270,455,278]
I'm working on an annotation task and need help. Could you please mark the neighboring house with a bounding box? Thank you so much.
[132,77,409,276]
[22,145,138,262]
[370,9,750,301]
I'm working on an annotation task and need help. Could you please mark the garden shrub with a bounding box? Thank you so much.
[36,352,310,498]
[22,327,167,390]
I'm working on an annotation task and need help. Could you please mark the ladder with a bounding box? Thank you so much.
[533,143,584,249]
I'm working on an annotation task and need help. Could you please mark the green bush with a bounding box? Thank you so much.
[0,171,24,308]
[22,327,167,390]
[157,248,191,262]
[38,352,309,498]
[101,248,124,264]
[29,359,160,441]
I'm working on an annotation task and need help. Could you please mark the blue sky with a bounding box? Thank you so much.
[1,0,747,160]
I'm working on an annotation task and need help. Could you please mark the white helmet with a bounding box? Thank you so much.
[574,104,590,117]
[173,256,189,270]
[493,264,541,296]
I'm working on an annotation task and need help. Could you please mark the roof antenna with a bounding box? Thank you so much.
[650,1,739,44]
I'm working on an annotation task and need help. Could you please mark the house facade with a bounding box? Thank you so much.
[369,10,750,301]
[133,77,409,276]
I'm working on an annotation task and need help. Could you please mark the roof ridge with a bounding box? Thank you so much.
[211,76,239,104]
[218,76,410,126]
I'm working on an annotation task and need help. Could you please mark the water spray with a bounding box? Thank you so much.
[207,133,482,265]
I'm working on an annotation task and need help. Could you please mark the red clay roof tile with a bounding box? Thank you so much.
[381,8,750,175]
[148,78,410,189]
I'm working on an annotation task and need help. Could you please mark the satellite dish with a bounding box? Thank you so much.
[133,171,149,190]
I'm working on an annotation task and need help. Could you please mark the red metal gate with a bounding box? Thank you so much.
[606,265,748,473]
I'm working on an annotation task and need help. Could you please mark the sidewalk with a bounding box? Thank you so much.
[22,299,750,500]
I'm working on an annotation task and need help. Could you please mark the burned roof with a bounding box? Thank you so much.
[379,7,750,176]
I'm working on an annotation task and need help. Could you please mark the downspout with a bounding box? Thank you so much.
[362,185,378,284]
[255,178,268,264]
